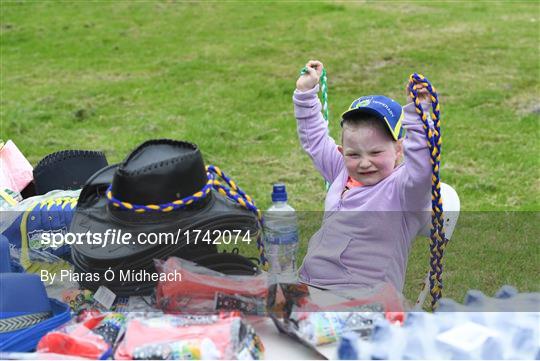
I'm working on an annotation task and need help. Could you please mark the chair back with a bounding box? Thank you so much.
[419,182,460,240]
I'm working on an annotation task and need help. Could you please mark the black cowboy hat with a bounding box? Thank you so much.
[33,150,108,195]
[69,139,260,296]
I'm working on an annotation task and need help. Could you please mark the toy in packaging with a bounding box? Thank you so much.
[155,257,268,314]
[114,312,264,360]
[37,312,126,359]
[270,282,405,347]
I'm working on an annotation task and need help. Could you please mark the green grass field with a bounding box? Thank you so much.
[1,1,538,304]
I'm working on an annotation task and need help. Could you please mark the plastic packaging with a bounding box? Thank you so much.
[270,283,405,348]
[114,312,264,360]
[263,184,299,281]
[155,257,268,315]
[337,286,540,360]
[0,140,33,193]
[0,352,89,360]
[37,312,127,359]
[61,289,95,313]
[0,188,22,210]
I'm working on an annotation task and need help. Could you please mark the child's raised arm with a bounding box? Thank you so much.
[293,60,344,184]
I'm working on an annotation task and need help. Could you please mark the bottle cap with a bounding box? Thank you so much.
[271,183,287,202]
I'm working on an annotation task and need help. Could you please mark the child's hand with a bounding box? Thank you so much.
[296,60,324,92]
[406,82,431,104]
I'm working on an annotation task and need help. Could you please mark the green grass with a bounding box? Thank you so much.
[1,1,539,304]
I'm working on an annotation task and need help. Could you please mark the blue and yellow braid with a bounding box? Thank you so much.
[408,73,447,310]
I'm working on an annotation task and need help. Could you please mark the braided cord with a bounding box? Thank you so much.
[320,68,329,122]
[106,166,268,269]
[106,180,213,213]
[300,67,328,122]
[408,73,446,309]
[206,165,268,270]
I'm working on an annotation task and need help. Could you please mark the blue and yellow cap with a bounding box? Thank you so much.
[341,95,404,140]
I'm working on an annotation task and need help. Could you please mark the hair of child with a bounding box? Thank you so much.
[340,113,396,142]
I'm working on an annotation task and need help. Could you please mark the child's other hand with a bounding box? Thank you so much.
[296,60,324,92]
[406,82,431,104]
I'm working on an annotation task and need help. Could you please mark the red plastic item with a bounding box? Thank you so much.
[301,282,406,319]
[114,313,264,360]
[155,257,268,313]
[37,312,125,359]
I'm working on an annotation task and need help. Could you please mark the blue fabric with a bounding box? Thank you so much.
[2,201,75,261]
[9,261,24,273]
[0,274,50,317]
[0,236,10,273]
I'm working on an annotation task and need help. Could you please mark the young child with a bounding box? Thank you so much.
[294,60,433,292]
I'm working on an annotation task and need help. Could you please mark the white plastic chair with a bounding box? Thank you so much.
[418,183,460,239]
[415,182,461,309]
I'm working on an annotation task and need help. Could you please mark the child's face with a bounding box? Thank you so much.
[338,125,403,186]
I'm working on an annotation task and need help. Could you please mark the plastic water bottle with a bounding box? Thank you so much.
[264,184,299,281]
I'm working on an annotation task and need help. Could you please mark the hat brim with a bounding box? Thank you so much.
[33,150,109,195]
[341,107,402,141]
[0,298,71,352]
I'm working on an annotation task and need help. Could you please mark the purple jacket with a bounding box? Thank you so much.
[293,86,432,291]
